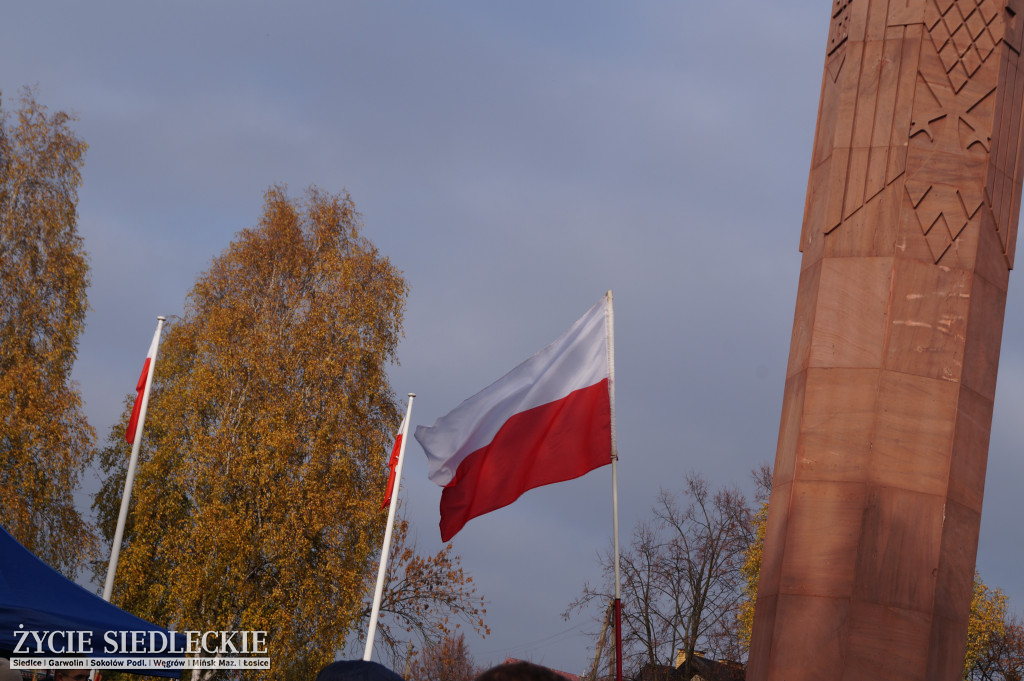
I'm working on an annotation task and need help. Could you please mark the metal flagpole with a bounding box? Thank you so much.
[605,291,623,681]
[364,393,416,661]
[101,316,166,603]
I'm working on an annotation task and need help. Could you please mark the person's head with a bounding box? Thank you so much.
[54,670,89,681]
[315,660,403,681]
[474,661,565,681]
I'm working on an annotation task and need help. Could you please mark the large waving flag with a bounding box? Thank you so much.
[415,293,614,541]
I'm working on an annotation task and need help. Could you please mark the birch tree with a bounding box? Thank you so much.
[94,186,407,680]
[0,87,95,577]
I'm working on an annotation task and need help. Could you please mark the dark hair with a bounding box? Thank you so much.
[475,661,565,681]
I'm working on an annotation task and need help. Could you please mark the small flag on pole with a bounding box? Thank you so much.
[364,394,415,660]
[103,316,166,604]
[382,418,407,509]
[415,293,614,541]
[126,326,161,444]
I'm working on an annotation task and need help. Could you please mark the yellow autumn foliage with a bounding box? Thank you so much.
[0,87,96,578]
[736,500,766,649]
[964,571,1008,678]
[94,185,407,679]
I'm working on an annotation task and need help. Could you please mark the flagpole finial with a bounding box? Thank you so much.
[157,316,167,322]
[408,392,416,398]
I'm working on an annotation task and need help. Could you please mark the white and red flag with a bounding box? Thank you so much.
[103,316,166,604]
[381,416,407,509]
[415,293,614,542]
[365,394,415,660]
[125,323,162,444]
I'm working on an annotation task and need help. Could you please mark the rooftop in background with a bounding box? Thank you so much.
[632,649,745,681]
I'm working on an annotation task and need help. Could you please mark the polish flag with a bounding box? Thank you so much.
[381,416,408,509]
[415,294,614,541]
[125,325,162,444]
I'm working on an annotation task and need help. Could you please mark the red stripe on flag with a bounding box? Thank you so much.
[382,434,403,509]
[438,379,611,542]
[125,357,151,444]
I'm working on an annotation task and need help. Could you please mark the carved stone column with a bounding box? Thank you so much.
[748,2,1024,679]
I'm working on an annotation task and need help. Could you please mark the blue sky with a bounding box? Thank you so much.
[4,2,1024,674]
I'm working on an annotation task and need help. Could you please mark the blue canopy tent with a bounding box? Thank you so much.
[0,526,183,678]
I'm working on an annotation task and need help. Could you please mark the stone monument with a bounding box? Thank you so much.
[748,1,1024,679]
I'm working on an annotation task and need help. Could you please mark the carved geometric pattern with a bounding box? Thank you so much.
[902,2,1003,264]
[908,93,993,153]
[906,180,986,262]
[816,0,915,236]
[827,51,846,82]
[925,0,1002,91]
[829,0,853,55]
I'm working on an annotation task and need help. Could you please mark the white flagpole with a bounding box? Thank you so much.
[606,291,623,681]
[102,315,166,603]
[364,393,416,661]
